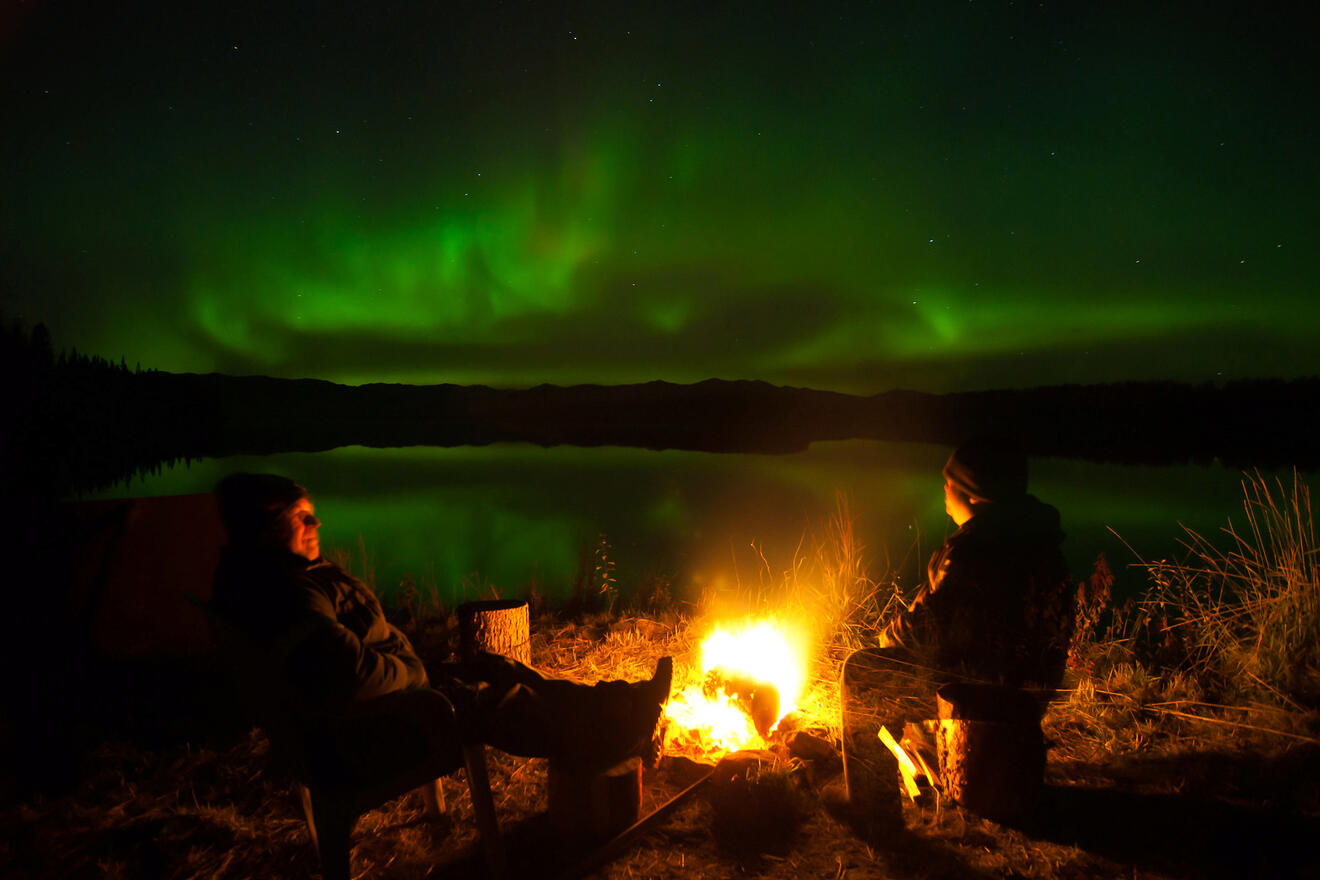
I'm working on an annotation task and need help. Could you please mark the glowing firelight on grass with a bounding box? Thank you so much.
[663,618,810,756]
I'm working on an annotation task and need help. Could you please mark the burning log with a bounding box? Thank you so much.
[458,599,531,665]
[702,668,780,738]
[663,618,806,758]
[935,683,1045,823]
[548,756,643,840]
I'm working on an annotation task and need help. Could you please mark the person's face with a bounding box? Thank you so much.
[944,480,974,526]
[284,497,321,560]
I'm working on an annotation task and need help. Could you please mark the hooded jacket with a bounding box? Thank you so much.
[881,494,1073,687]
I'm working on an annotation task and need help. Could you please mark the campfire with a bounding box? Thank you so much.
[662,617,811,759]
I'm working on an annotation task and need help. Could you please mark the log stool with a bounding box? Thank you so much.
[935,683,1045,823]
[458,599,531,665]
[547,756,643,841]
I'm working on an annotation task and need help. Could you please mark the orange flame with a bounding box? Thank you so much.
[664,618,809,757]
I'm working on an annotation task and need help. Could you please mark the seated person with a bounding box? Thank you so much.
[878,436,1073,689]
[835,438,1073,831]
[209,473,671,788]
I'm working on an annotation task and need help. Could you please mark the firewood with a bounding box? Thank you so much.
[786,729,837,766]
[547,756,643,840]
[457,599,531,665]
[702,668,780,737]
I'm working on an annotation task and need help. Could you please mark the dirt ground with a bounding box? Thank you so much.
[4,722,1318,880]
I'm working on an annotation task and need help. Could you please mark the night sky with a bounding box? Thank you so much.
[3,1,1317,393]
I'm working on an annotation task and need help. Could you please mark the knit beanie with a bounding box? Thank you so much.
[942,438,1028,503]
[215,473,309,546]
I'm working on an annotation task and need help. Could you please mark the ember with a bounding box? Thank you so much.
[663,618,809,758]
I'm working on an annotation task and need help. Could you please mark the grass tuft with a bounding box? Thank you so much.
[1129,470,1320,709]
[1056,469,1320,757]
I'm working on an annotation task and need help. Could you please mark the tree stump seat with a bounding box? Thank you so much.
[935,682,1045,823]
[458,599,531,665]
[547,755,644,841]
[841,648,1049,833]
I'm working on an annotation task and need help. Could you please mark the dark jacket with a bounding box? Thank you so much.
[211,547,429,719]
[881,495,1073,687]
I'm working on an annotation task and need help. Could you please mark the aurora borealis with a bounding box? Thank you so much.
[2,1,1317,392]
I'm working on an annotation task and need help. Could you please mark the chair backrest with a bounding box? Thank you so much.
[187,593,312,779]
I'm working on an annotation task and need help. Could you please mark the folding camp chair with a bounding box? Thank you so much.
[192,596,505,879]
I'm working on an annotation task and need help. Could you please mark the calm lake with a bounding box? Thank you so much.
[92,441,1287,605]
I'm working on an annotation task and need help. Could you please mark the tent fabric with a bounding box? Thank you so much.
[64,493,226,659]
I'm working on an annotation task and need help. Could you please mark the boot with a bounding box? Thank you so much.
[613,656,673,765]
[558,656,672,769]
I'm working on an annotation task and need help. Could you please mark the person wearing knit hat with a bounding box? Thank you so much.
[941,437,1028,505]
[830,438,1074,840]
[882,435,1071,680]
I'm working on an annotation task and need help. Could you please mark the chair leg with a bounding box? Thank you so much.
[298,783,319,853]
[419,777,446,819]
[462,744,506,880]
[301,788,355,880]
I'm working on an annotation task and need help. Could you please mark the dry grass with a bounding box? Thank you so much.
[786,493,908,739]
[1134,470,1320,708]
[1054,471,1320,767]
